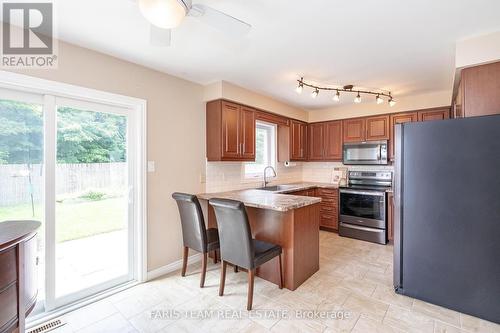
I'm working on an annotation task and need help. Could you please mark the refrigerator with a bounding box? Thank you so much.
[393,114,500,324]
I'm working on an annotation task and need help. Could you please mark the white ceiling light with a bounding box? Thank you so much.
[332,90,340,102]
[139,0,187,29]
[311,88,319,99]
[389,97,396,107]
[354,92,361,103]
[376,94,384,104]
[296,80,304,94]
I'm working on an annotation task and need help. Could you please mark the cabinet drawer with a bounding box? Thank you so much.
[0,282,18,330]
[0,248,17,289]
[320,213,337,226]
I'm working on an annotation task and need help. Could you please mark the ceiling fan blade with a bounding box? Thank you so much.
[150,24,171,46]
[189,4,251,37]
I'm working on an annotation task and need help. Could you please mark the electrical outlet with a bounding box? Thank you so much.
[147,161,155,172]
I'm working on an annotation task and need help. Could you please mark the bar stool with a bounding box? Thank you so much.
[209,198,283,310]
[172,192,220,288]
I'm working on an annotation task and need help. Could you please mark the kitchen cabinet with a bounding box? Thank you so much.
[308,121,343,161]
[317,188,339,231]
[290,120,308,161]
[343,118,365,142]
[366,115,390,141]
[389,111,418,160]
[417,107,450,122]
[289,188,316,197]
[343,115,389,143]
[387,192,394,242]
[455,61,500,118]
[206,100,256,161]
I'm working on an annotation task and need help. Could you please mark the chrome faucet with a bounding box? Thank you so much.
[263,166,277,188]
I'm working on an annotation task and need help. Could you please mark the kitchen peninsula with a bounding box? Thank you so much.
[198,183,338,290]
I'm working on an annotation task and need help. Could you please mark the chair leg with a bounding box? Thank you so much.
[213,249,218,264]
[247,269,255,311]
[200,252,208,288]
[278,254,283,289]
[219,260,227,296]
[234,265,239,273]
[181,247,188,277]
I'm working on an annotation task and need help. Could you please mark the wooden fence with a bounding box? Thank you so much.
[0,163,127,205]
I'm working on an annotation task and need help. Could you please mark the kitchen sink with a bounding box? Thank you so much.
[256,185,300,192]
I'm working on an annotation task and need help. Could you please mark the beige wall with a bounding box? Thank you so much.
[456,31,500,68]
[307,90,452,122]
[204,81,308,122]
[6,41,206,272]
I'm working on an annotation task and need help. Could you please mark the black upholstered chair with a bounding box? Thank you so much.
[172,192,220,287]
[209,198,283,310]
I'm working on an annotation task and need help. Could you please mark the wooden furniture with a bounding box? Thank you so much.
[343,115,390,143]
[417,107,450,122]
[387,192,394,242]
[389,111,418,160]
[202,200,320,291]
[454,61,500,118]
[316,188,339,231]
[0,220,40,333]
[290,120,307,161]
[308,121,342,161]
[206,100,256,161]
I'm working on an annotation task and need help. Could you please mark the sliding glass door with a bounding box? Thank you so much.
[0,87,140,313]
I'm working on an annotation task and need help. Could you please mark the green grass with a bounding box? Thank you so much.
[0,197,127,242]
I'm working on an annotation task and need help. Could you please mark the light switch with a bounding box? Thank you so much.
[147,161,155,173]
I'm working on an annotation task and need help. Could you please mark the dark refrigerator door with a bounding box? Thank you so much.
[394,115,500,324]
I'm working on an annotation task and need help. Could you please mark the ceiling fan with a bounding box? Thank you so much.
[137,0,251,46]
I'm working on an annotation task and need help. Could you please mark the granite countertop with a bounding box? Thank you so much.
[197,187,323,212]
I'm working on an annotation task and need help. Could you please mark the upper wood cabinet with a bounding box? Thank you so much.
[290,120,307,160]
[343,115,389,143]
[418,107,450,122]
[454,61,500,118]
[206,100,256,161]
[308,121,342,161]
[389,111,418,160]
[366,115,390,141]
[343,118,365,142]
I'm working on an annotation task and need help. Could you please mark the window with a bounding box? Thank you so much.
[245,121,276,178]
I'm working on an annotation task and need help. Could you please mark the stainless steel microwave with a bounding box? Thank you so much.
[343,140,388,165]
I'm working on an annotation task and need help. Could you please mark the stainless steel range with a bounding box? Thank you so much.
[339,170,392,244]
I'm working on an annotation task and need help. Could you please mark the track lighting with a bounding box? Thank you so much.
[332,90,340,102]
[311,88,319,99]
[354,92,361,103]
[295,78,393,106]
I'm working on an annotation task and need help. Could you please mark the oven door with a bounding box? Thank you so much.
[339,189,386,228]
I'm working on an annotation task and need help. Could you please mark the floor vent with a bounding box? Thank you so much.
[27,319,66,333]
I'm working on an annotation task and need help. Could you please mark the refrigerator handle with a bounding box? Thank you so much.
[393,124,403,293]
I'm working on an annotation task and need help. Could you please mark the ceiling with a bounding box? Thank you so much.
[50,0,500,109]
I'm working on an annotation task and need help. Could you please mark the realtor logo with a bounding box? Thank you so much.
[1,1,57,68]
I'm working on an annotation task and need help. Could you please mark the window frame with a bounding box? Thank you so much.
[243,120,277,179]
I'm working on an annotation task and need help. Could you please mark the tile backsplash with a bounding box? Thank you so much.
[205,161,394,193]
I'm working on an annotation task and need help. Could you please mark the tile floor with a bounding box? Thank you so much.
[50,232,500,333]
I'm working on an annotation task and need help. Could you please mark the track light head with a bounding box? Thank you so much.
[389,98,396,107]
[296,79,304,94]
[332,90,340,102]
[354,92,361,104]
[311,88,319,99]
[376,95,383,104]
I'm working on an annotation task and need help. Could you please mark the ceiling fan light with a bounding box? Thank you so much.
[376,95,383,104]
[311,88,319,99]
[139,0,187,29]
[354,92,361,104]
[332,90,340,102]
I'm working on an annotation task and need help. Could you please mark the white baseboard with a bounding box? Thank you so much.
[147,253,202,281]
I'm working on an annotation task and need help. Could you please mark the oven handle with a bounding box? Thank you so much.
[340,223,385,233]
[339,189,385,196]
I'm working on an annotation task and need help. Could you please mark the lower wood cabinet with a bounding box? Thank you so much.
[316,188,339,231]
